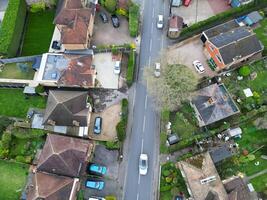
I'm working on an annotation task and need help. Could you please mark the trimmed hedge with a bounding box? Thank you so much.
[127,49,136,86]
[129,3,139,37]
[116,99,128,142]
[0,0,27,57]
[179,0,267,41]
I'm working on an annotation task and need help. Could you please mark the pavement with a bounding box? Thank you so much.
[121,0,170,199]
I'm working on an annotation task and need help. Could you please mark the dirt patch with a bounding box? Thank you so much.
[88,103,121,141]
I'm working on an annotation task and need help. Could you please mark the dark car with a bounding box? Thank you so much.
[111,14,120,28]
[87,163,107,176]
[93,117,102,134]
[99,12,108,23]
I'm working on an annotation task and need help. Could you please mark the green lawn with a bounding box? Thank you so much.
[0,159,29,200]
[254,18,267,48]
[0,88,46,118]
[0,62,35,79]
[21,10,55,56]
[250,173,267,193]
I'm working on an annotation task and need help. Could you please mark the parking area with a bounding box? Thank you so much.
[167,37,216,77]
[93,53,119,89]
[88,103,121,141]
[92,9,135,45]
[83,145,121,198]
[171,0,230,25]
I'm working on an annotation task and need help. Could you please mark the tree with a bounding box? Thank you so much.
[104,0,117,13]
[239,65,251,77]
[144,60,198,111]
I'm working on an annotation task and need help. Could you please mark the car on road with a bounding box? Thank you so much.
[87,163,107,176]
[111,14,120,28]
[139,154,148,175]
[183,0,192,6]
[193,60,205,73]
[85,179,105,190]
[94,117,102,134]
[99,12,108,23]
[154,62,161,77]
[157,15,164,29]
[89,197,106,200]
[114,61,121,74]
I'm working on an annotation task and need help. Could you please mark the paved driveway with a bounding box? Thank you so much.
[92,9,135,45]
[83,145,122,199]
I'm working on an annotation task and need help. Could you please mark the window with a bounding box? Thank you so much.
[209,44,215,51]
[216,55,222,63]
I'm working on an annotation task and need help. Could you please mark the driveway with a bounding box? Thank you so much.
[171,0,230,25]
[88,103,121,141]
[167,36,216,77]
[83,145,122,198]
[93,53,119,89]
[92,9,135,45]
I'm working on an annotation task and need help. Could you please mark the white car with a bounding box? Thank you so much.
[193,60,205,73]
[139,154,148,175]
[154,62,161,77]
[157,15,163,29]
[114,61,121,74]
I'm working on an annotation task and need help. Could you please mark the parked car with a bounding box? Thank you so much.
[89,196,106,200]
[183,0,192,6]
[171,0,183,7]
[154,62,161,77]
[93,117,102,134]
[87,163,107,176]
[157,15,164,29]
[193,60,205,73]
[85,179,105,190]
[111,14,120,28]
[99,12,108,23]
[139,154,148,175]
[114,61,121,74]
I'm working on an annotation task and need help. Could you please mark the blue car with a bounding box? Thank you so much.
[88,163,107,176]
[94,117,102,134]
[85,180,105,190]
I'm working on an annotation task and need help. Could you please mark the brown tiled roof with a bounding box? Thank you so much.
[37,134,93,177]
[224,177,251,200]
[26,171,76,200]
[43,90,90,126]
[55,0,93,45]
[169,15,183,30]
[58,55,96,87]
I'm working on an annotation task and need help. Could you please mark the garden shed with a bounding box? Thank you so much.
[227,127,242,138]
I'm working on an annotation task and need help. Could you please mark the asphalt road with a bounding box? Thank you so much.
[123,0,170,199]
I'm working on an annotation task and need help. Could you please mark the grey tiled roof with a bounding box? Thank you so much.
[209,144,233,163]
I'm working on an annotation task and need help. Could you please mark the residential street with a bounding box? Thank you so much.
[123,0,170,199]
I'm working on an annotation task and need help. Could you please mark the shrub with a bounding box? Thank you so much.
[0,0,27,57]
[116,8,129,17]
[1,132,12,150]
[127,49,135,86]
[105,141,120,150]
[0,117,13,136]
[105,196,117,200]
[35,85,45,94]
[239,66,251,77]
[163,170,171,177]
[30,2,46,13]
[116,121,126,141]
[104,0,117,13]
[160,185,172,192]
[129,3,139,37]
[165,176,173,183]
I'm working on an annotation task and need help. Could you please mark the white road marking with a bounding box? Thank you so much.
[137,193,139,200]
[163,1,165,15]
[143,116,146,133]
[152,7,155,17]
[138,174,141,184]
[150,38,152,52]
[141,138,144,152]
[145,95,148,109]
[148,56,151,66]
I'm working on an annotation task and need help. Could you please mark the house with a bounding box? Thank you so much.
[178,152,228,200]
[25,171,79,200]
[201,20,263,71]
[54,0,97,50]
[37,134,94,177]
[168,15,183,38]
[43,90,91,127]
[191,83,240,127]
[36,53,96,88]
[229,0,253,8]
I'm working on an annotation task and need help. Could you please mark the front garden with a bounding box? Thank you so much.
[0,159,29,200]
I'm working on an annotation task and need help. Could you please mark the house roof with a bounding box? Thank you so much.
[54,0,94,45]
[178,152,228,200]
[26,171,76,200]
[37,134,93,177]
[209,144,233,163]
[191,83,239,126]
[169,15,183,31]
[223,177,251,200]
[43,90,89,126]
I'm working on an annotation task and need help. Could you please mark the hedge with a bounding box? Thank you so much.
[129,3,139,37]
[116,99,128,142]
[0,0,27,57]
[178,0,267,41]
[127,49,136,86]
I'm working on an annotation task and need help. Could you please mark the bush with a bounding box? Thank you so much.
[127,49,135,86]
[0,0,27,57]
[116,99,129,142]
[105,196,117,200]
[35,85,45,94]
[129,3,139,37]
[116,8,129,17]
[0,117,13,136]
[1,132,12,150]
[163,170,171,177]
[105,141,120,150]
[30,2,46,13]
[104,0,117,13]
[239,66,251,77]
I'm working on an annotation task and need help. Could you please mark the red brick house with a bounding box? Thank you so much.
[201,20,263,71]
